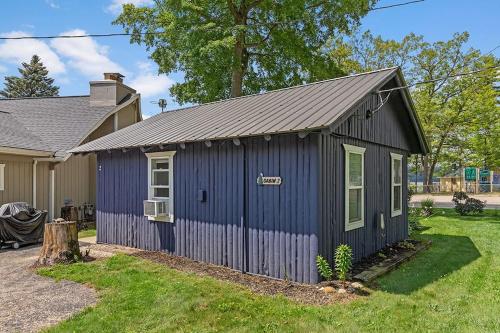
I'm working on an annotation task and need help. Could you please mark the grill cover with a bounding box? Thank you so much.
[0,202,47,244]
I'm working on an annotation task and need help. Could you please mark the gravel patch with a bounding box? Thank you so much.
[0,245,97,333]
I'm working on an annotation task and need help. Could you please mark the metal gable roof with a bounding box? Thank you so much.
[71,67,421,153]
[0,95,136,155]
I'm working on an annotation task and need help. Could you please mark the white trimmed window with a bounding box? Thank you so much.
[0,164,4,191]
[343,144,366,231]
[146,151,176,221]
[391,153,403,217]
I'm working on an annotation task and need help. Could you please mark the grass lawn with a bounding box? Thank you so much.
[39,210,500,332]
[78,228,96,239]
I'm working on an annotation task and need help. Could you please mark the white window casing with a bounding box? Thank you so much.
[391,152,403,217]
[146,151,176,222]
[343,144,366,231]
[0,164,5,191]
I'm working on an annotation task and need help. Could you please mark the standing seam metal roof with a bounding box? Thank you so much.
[71,67,401,152]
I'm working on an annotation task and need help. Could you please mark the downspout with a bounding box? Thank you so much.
[240,141,248,274]
[32,160,37,208]
[49,164,55,221]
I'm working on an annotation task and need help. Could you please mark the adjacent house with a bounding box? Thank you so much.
[72,67,428,284]
[0,73,141,221]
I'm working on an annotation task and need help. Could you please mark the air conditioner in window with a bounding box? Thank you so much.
[143,200,171,221]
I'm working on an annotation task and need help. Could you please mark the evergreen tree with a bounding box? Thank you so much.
[0,55,59,98]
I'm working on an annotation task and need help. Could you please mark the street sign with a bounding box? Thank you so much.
[464,167,476,181]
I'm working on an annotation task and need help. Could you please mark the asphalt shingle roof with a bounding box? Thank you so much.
[0,96,117,155]
[72,68,407,153]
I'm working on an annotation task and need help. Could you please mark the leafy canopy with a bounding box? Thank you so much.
[333,31,500,178]
[114,0,375,104]
[0,55,59,98]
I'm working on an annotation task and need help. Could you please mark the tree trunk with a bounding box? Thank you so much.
[422,155,431,193]
[37,221,80,265]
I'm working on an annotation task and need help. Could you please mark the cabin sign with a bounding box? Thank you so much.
[257,173,282,186]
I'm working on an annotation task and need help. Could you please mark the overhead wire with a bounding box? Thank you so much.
[0,0,427,40]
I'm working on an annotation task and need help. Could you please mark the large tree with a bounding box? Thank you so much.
[0,55,59,98]
[335,31,499,190]
[114,0,375,104]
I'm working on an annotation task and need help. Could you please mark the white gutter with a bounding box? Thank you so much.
[0,146,52,157]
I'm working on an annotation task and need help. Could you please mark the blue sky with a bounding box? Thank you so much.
[0,0,498,117]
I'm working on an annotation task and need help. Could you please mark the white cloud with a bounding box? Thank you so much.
[45,0,60,8]
[0,31,66,74]
[51,29,125,79]
[107,0,153,14]
[129,61,174,98]
[0,64,7,72]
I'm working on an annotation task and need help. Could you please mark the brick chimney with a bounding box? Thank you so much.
[90,73,136,106]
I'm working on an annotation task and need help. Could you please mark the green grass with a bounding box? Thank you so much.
[78,228,96,239]
[39,210,500,332]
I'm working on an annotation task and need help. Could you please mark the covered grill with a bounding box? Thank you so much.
[0,202,47,249]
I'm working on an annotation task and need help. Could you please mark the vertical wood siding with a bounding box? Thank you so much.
[319,135,408,264]
[96,134,320,283]
[318,86,412,264]
[0,154,33,205]
[54,155,92,218]
[333,79,420,153]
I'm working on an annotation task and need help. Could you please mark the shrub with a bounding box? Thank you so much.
[335,244,353,287]
[408,207,424,235]
[316,255,333,281]
[452,191,485,215]
[420,198,434,217]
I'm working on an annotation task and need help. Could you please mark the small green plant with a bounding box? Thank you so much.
[377,252,387,259]
[316,255,333,281]
[335,244,353,287]
[420,198,434,217]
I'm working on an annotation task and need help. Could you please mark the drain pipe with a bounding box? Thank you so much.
[238,139,249,274]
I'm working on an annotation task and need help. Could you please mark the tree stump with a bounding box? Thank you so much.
[37,220,80,265]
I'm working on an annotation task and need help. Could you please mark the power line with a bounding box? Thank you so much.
[0,32,160,40]
[377,65,500,93]
[371,0,425,11]
[0,0,426,41]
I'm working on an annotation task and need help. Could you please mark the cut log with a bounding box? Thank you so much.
[37,221,80,265]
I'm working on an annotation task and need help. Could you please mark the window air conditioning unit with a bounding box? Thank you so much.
[143,200,170,221]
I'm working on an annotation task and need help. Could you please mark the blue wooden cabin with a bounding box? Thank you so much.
[72,67,428,284]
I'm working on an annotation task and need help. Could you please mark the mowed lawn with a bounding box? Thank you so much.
[39,210,500,332]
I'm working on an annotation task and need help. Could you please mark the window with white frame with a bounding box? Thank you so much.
[343,144,366,231]
[391,153,403,217]
[0,164,4,191]
[146,151,175,220]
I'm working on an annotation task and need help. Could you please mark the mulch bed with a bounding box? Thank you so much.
[133,251,368,306]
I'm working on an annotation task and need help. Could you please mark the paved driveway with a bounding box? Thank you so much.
[0,243,97,333]
[411,194,500,209]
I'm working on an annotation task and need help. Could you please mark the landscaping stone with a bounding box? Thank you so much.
[351,282,364,289]
[337,288,347,294]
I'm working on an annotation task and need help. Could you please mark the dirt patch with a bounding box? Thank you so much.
[134,251,369,306]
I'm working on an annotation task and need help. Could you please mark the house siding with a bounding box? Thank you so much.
[318,135,408,264]
[0,154,33,205]
[96,134,320,283]
[318,89,411,265]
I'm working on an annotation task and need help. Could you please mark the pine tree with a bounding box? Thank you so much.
[0,55,59,98]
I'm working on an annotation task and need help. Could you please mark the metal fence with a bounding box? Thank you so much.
[410,183,500,194]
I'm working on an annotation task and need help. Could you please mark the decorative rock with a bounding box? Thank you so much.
[351,282,364,289]
[322,286,335,294]
[337,288,347,294]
